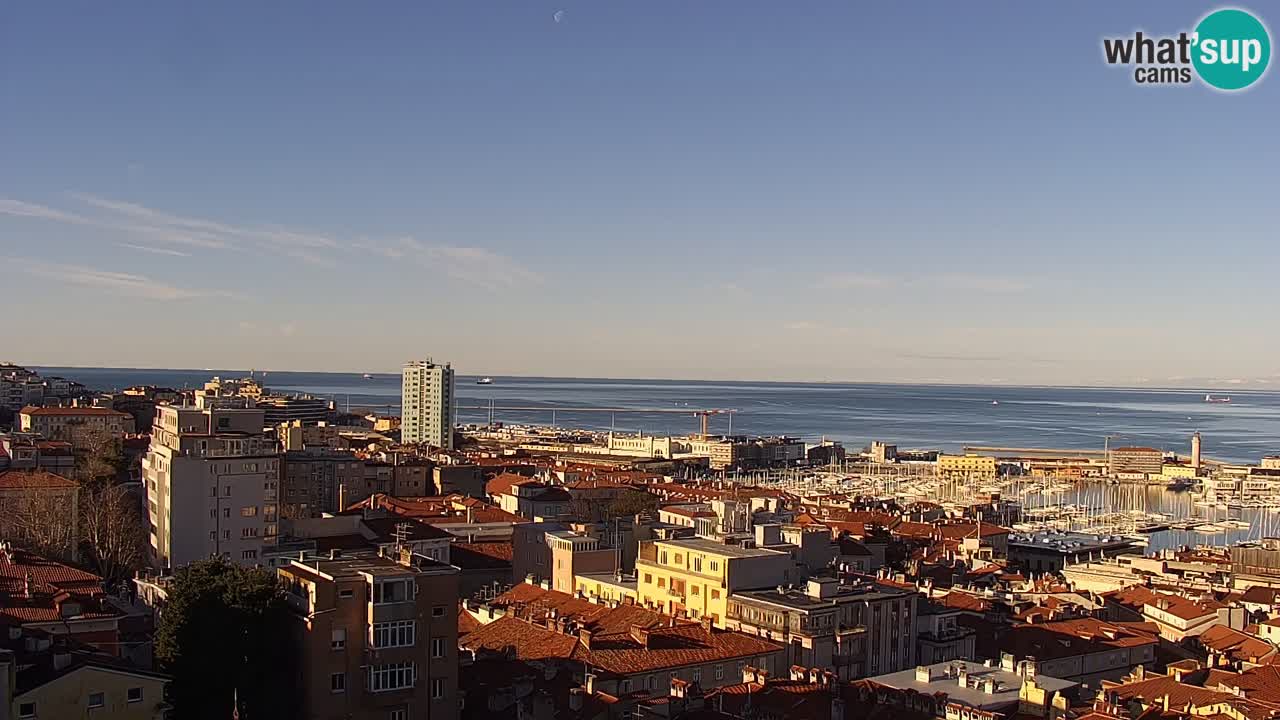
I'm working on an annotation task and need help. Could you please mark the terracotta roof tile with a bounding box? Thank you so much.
[0,469,78,489]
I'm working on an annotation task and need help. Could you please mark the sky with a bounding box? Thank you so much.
[2,2,1277,385]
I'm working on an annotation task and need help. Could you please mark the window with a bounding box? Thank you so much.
[332,627,347,650]
[644,573,652,584]
[431,678,446,699]
[331,672,346,693]
[339,588,354,599]
[692,668,702,683]
[431,637,445,658]
[715,664,724,680]
[222,530,231,540]
[691,585,699,596]
[373,620,415,649]
[88,693,105,708]
[432,605,446,618]
[693,556,703,572]
[241,527,258,538]
[127,687,144,703]
[621,679,632,693]
[241,506,258,517]
[18,703,35,719]
[369,662,415,692]
[374,580,410,604]
[710,560,720,571]
[390,711,408,720]
[242,550,257,560]
[712,589,721,600]
[223,507,231,518]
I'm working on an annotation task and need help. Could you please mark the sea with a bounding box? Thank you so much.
[32,366,1280,552]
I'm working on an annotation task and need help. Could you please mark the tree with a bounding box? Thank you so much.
[79,479,146,585]
[6,489,78,562]
[155,559,298,720]
[75,428,125,483]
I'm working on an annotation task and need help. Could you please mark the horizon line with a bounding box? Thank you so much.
[25,362,1279,394]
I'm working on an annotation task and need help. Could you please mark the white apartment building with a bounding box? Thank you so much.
[143,406,281,569]
[401,359,454,449]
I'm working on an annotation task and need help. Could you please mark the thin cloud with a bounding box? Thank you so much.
[5,194,535,284]
[816,271,1030,294]
[0,198,95,225]
[376,237,542,290]
[16,259,237,300]
[116,243,192,257]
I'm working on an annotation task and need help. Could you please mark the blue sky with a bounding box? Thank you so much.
[2,2,1277,384]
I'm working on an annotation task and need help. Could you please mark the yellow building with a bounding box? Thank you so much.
[1161,463,1199,479]
[7,656,170,720]
[574,571,640,605]
[635,537,793,625]
[936,453,998,481]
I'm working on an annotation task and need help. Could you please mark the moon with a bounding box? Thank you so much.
[553,10,565,23]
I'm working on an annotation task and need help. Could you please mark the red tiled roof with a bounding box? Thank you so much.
[486,472,534,498]
[1198,625,1275,664]
[471,584,782,675]
[1144,593,1224,621]
[452,542,514,570]
[0,546,117,625]
[0,469,78,489]
[938,592,990,613]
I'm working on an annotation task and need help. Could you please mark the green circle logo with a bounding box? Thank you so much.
[1192,8,1271,90]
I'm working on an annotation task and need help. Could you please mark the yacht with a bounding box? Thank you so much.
[477,377,494,385]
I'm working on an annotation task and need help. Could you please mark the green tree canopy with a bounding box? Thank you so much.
[154,559,297,719]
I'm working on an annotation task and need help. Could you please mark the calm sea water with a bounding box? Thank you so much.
[35,367,1280,465]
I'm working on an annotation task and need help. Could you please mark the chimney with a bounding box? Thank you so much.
[585,673,597,695]
[916,666,933,683]
[1000,653,1015,672]
[791,666,807,681]
[579,627,594,650]
[329,549,341,560]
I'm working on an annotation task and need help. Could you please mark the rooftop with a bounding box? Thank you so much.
[0,469,78,489]
[653,536,789,559]
[869,661,1076,710]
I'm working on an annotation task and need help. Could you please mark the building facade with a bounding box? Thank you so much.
[278,549,459,720]
[143,407,281,569]
[401,360,454,449]
[635,537,795,624]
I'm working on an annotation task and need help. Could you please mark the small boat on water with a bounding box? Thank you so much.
[991,400,999,406]
[1205,394,1232,403]
[362,373,374,379]
[477,377,494,385]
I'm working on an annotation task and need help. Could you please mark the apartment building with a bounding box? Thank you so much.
[278,549,459,720]
[635,536,795,624]
[143,407,281,569]
[401,360,454,449]
[725,577,918,679]
[18,405,135,449]
[546,529,618,594]
[1107,447,1164,476]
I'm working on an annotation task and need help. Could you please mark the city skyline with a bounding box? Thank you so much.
[3,1,1277,385]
